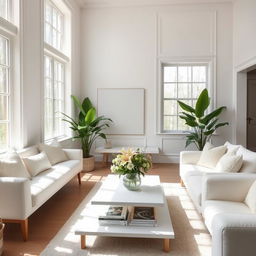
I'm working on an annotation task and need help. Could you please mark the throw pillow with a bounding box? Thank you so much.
[215,153,243,172]
[197,144,227,168]
[0,151,31,178]
[224,141,240,154]
[23,151,52,177]
[237,146,256,173]
[38,143,68,165]
[245,180,256,213]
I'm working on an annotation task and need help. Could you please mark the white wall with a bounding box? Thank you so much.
[80,2,233,162]
[19,0,81,149]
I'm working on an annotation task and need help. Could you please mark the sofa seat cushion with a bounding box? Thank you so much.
[30,160,80,207]
[185,174,203,211]
[180,164,213,181]
[203,200,251,234]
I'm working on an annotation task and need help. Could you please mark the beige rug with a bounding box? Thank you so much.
[40,182,211,256]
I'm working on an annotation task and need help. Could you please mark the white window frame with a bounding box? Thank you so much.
[157,58,215,135]
[43,0,70,142]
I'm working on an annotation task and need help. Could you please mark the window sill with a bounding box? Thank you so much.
[44,135,73,145]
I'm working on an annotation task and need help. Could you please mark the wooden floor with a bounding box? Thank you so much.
[3,162,179,256]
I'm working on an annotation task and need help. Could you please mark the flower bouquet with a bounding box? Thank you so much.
[110,148,152,191]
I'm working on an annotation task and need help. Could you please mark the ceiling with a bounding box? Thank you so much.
[76,0,234,8]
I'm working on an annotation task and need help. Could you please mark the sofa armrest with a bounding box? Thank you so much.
[63,148,83,161]
[180,151,202,164]
[0,177,32,219]
[202,173,256,203]
[212,213,256,256]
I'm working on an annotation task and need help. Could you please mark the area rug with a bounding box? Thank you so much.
[40,182,211,256]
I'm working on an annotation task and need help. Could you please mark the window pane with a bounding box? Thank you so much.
[164,66,177,82]
[0,123,8,151]
[178,66,191,82]
[178,117,189,131]
[0,0,8,20]
[164,116,177,131]
[52,8,57,28]
[178,83,191,98]
[164,83,176,98]
[45,78,53,98]
[0,67,7,93]
[193,66,206,82]
[45,4,52,22]
[192,83,205,98]
[52,29,57,48]
[164,100,177,115]
[45,23,52,45]
[44,56,52,78]
[0,36,8,65]
[0,95,8,120]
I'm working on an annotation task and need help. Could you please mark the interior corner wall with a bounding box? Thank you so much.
[80,3,233,163]
[20,0,81,149]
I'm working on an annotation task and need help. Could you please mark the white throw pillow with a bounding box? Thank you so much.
[245,180,256,213]
[23,151,52,177]
[38,143,68,165]
[237,146,256,173]
[215,153,243,172]
[224,141,240,154]
[0,151,31,178]
[197,144,227,168]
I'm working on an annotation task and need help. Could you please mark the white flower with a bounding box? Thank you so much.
[127,162,134,170]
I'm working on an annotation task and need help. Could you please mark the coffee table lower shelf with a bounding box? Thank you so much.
[74,197,174,253]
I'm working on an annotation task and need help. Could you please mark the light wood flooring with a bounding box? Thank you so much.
[3,163,179,256]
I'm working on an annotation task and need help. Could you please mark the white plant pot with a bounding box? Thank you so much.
[83,156,95,172]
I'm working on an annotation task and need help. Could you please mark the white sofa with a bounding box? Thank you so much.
[0,146,83,241]
[180,142,256,256]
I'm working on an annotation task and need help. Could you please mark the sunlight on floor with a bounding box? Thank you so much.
[55,246,73,253]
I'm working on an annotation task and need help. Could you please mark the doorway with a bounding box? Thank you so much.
[247,69,256,151]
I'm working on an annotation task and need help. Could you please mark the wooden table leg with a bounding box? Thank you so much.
[103,153,109,165]
[81,235,86,249]
[163,238,170,252]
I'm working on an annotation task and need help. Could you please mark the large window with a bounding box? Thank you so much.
[0,0,9,20]
[0,35,10,152]
[44,0,70,141]
[162,64,208,133]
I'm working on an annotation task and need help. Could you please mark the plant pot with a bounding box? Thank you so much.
[0,220,4,256]
[83,156,95,172]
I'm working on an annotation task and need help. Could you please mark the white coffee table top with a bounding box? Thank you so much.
[91,175,165,207]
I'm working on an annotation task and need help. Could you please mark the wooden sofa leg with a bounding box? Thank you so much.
[77,172,82,185]
[21,219,28,241]
[180,178,185,187]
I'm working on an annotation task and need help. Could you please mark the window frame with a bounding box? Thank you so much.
[157,59,215,135]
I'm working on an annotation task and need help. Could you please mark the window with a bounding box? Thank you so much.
[0,0,9,20]
[0,35,10,152]
[44,55,65,140]
[44,0,70,141]
[162,64,208,133]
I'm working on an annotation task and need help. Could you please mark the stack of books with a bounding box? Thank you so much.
[98,205,129,226]
[129,206,157,227]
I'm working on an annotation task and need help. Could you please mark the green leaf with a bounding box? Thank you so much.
[206,118,218,130]
[181,112,196,120]
[82,97,93,114]
[185,119,198,127]
[204,129,215,136]
[215,122,229,129]
[178,101,195,113]
[185,139,194,148]
[71,95,86,116]
[195,89,210,118]
[200,106,226,125]
[85,108,96,123]
[99,133,106,140]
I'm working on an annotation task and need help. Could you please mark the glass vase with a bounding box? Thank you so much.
[122,173,141,191]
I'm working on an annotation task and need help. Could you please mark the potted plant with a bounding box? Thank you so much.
[63,96,112,172]
[177,89,228,151]
[110,148,152,191]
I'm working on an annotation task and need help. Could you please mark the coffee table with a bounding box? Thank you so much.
[74,175,174,252]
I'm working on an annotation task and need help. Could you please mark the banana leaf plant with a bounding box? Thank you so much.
[178,89,228,151]
[62,96,112,158]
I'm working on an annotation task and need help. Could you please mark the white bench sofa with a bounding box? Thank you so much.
[0,146,83,241]
[180,142,256,256]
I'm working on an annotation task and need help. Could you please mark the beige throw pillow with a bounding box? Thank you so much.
[245,180,256,213]
[0,152,31,178]
[215,153,243,172]
[38,143,68,165]
[23,151,52,177]
[197,143,227,168]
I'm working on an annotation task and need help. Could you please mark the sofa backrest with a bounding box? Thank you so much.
[237,146,256,173]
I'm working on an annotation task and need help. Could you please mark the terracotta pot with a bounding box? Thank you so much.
[0,221,4,256]
[83,156,95,172]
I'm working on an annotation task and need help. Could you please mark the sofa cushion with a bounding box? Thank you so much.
[224,141,240,154]
[197,144,227,168]
[180,164,212,181]
[23,152,52,177]
[0,152,31,178]
[18,146,39,158]
[215,153,243,173]
[38,143,68,165]
[237,146,256,173]
[245,180,256,213]
[203,200,251,234]
[30,160,80,207]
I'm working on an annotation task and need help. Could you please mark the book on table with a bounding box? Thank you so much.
[129,206,157,227]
